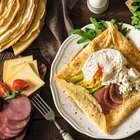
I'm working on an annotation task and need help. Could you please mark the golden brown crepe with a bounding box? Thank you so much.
[0,0,20,35]
[12,0,46,55]
[54,24,140,133]
[0,0,37,52]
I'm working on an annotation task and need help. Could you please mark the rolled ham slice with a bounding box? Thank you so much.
[104,86,119,109]
[109,84,123,104]
[93,84,123,115]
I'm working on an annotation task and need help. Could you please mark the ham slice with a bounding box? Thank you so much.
[104,86,119,109]
[93,84,123,115]
[109,84,123,104]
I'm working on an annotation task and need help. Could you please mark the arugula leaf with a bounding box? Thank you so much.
[111,19,130,36]
[69,17,106,44]
[89,17,106,33]
[69,17,130,44]
[130,5,140,13]
[130,0,140,29]
[69,28,96,44]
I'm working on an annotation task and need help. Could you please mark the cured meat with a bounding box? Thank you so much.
[1,114,30,130]
[104,86,119,109]
[93,87,112,114]
[3,96,31,121]
[93,84,123,115]
[0,96,31,139]
[109,84,123,104]
[0,121,23,135]
[93,87,106,102]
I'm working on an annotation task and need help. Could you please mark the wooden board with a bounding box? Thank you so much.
[0,52,47,140]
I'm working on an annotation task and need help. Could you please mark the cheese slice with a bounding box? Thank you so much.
[3,55,33,82]
[6,63,45,97]
[6,60,39,80]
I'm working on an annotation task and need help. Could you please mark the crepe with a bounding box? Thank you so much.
[0,0,20,35]
[12,0,46,55]
[54,24,140,133]
[0,0,37,52]
[0,0,26,48]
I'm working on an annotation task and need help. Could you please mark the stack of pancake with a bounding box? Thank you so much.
[0,0,46,55]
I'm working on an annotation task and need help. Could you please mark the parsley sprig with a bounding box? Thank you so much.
[130,0,140,29]
[69,17,130,44]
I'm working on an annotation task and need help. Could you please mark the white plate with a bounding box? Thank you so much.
[50,22,140,139]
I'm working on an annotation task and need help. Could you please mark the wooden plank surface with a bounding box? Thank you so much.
[3,0,137,140]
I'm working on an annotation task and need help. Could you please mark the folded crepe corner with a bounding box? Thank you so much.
[54,24,140,133]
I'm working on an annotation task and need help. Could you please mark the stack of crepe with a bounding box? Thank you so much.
[0,0,46,55]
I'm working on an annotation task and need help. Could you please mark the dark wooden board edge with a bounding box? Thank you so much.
[0,52,47,140]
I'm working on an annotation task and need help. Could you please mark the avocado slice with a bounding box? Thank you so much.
[67,73,84,84]
[76,80,92,88]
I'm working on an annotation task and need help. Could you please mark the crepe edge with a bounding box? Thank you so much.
[54,76,107,133]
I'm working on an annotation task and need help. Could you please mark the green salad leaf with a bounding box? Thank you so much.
[69,17,130,44]
[89,17,106,33]
[130,0,140,29]
[111,19,131,36]
[69,17,106,44]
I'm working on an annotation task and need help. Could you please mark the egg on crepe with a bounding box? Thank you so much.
[54,24,140,133]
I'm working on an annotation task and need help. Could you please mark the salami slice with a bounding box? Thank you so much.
[3,96,31,121]
[1,114,30,130]
[0,121,23,135]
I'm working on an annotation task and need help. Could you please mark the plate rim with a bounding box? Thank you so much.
[50,22,140,139]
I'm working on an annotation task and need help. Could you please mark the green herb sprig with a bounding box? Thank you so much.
[69,17,130,44]
[111,19,131,36]
[130,0,140,29]
[69,17,106,44]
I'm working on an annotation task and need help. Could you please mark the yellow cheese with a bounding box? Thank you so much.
[3,55,33,82]
[6,64,45,97]
[6,60,39,80]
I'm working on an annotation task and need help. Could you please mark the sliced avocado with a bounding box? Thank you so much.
[67,73,84,84]
[76,80,92,88]
[89,85,105,94]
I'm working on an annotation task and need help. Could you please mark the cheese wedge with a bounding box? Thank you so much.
[6,60,39,80]
[6,63,45,96]
[3,55,33,82]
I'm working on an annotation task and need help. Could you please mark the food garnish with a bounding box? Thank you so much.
[69,17,131,44]
[12,79,29,91]
[111,19,131,36]
[130,0,140,29]
[69,17,106,43]
[0,82,10,98]
[0,79,29,102]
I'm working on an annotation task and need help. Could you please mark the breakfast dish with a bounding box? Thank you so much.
[0,0,46,55]
[0,54,46,139]
[52,23,140,136]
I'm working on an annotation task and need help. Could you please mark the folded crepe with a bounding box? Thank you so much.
[0,0,46,55]
[12,0,46,55]
[0,0,20,35]
[0,0,37,52]
[54,24,140,133]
